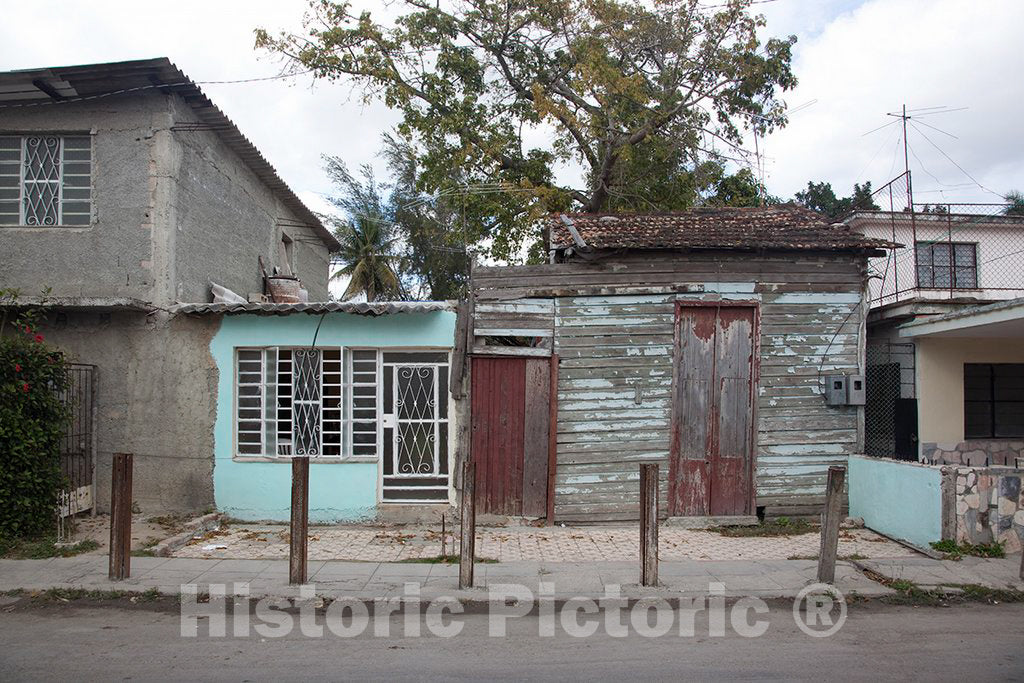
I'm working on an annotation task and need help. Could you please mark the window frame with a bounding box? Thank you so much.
[915,241,978,290]
[964,363,1024,439]
[233,346,351,461]
[0,133,94,227]
[233,346,389,463]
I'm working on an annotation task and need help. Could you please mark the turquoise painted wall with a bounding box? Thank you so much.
[848,455,943,547]
[209,310,456,522]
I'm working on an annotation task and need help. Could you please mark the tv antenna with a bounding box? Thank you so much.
[878,105,968,207]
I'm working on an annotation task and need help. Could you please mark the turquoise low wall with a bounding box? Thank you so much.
[209,310,456,522]
[848,455,943,548]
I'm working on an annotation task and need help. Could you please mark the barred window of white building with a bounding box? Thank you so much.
[0,135,92,226]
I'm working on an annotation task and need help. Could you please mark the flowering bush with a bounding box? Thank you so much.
[0,288,69,539]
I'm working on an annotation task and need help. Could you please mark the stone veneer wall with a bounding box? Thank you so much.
[922,441,1024,468]
[953,467,1024,552]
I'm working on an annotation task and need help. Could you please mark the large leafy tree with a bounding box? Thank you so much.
[794,180,879,219]
[257,0,797,259]
[704,167,778,208]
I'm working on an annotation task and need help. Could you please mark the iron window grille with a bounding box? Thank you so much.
[0,135,92,226]
[964,363,1024,439]
[915,241,978,289]
[236,347,347,458]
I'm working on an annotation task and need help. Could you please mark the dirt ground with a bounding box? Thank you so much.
[61,513,191,554]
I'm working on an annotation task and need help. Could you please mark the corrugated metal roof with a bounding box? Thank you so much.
[0,58,339,252]
[550,205,898,252]
[1,296,153,311]
[173,301,454,316]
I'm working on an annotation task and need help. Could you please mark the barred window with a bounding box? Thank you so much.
[915,241,977,289]
[0,135,92,226]
[235,348,376,459]
[965,363,1024,439]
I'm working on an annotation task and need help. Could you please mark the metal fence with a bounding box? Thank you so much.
[57,363,96,526]
[845,172,1024,307]
[865,341,916,460]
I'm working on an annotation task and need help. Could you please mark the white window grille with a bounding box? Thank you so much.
[235,347,367,459]
[0,135,92,226]
[346,349,379,459]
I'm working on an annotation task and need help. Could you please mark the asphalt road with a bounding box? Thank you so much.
[1,599,1022,681]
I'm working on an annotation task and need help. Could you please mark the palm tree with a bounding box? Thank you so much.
[324,158,405,301]
[331,218,405,301]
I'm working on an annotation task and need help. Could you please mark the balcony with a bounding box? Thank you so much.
[846,206,1024,309]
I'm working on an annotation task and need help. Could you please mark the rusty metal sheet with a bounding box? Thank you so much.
[471,357,527,515]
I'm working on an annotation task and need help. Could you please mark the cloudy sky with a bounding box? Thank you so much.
[3,0,1021,222]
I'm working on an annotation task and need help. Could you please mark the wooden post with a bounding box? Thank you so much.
[459,461,476,589]
[1019,541,1023,582]
[640,463,659,587]
[289,457,310,585]
[817,465,846,584]
[108,452,133,580]
[545,353,559,525]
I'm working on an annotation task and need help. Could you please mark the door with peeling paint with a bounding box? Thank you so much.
[671,304,756,517]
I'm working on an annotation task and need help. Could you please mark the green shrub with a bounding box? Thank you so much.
[0,288,70,539]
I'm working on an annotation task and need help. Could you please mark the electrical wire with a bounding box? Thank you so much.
[908,121,1003,199]
[0,69,316,109]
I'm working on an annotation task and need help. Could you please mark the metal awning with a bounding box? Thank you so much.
[172,301,454,316]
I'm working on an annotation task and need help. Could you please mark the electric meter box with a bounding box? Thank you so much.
[824,375,848,405]
[824,374,866,405]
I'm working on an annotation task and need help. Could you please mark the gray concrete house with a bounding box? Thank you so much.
[0,58,339,513]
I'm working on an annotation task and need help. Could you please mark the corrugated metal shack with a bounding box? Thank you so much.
[455,205,895,523]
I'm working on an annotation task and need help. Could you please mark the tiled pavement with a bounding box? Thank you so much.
[172,524,913,563]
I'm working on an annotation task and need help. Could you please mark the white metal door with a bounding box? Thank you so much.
[381,352,450,502]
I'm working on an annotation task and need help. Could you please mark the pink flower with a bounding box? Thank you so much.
[14,364,21,372]
[22,383,29,392]
[34,334,43,342]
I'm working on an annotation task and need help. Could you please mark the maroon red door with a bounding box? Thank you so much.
[471,356,551,516]
[671,304,756,517]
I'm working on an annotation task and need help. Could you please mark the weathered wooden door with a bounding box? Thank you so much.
[671,304,756,517]
[471,356,550,516]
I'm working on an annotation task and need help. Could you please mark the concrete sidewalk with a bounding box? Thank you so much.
[856,556,1024,592]
[3,555,1019,603]
[2,556,888,601]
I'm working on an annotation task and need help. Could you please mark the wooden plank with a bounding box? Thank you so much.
[522,359,550,517]
[289,456,309,585]
[475,327,554,337]
[546,354,559,524]
[640,463,659,586]
[450,300,469,400]
[817,465,846,584]
[471,345,551,358]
